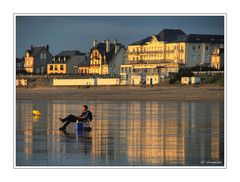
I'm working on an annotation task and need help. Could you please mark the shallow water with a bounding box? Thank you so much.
[16,99,224,166]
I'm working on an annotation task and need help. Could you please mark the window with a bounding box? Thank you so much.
[60,65,64,71]
[50,65,53,70]
[55,65,58,70]
[192,54,197,61]
[199,45,201,49]
[44,53,47,59]
[206,46,209,50]
[193,46,195,50]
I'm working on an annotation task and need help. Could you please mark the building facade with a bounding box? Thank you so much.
[121,29,224,85]
[120,63,178,85]
[86,39,125,76]
[211,48,224,70]
[24,45,53,74]
[127,29,224,67]
[128,29,186,64]
[173,34,224,67]
[47,50,89,75]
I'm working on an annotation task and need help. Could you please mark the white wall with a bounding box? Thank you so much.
[53,79,95,86]
[96,78,120,85]
[53,78,120,86]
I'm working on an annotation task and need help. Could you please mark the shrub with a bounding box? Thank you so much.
[202,73,224,84]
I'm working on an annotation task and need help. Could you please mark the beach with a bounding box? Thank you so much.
[16,84,224,101]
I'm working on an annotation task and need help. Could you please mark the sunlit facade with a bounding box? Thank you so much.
[211,48,224,70]
[127,29,224,67]
[47,50,88,75]
[24,45,53,74]
[88,39,126,76]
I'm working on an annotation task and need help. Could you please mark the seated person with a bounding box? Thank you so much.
[59,105,92,130]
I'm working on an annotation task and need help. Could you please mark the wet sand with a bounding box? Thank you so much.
[16,99,224,166]
[16,85,224,101]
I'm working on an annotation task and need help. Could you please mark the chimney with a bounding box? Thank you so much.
[93,39,98,47]
[114,39,119,54]
[46,44,49,51]
[30,45,33,51]
[106,39,110,53]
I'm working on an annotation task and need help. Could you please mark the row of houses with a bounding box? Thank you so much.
[16,29,224,85]
[16,39,126,76]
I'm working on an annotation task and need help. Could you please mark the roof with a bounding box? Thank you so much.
[129,29,224,45]
[129,36,152,46]
[26,46,47,56]
[129,29,186,45]
[72,55,90,67]
[78,57,90,67]
[171,34,224,43]
[156,29,186,42]
[91,42,125,63]
[55,50,84,57]
[52,50,86,63]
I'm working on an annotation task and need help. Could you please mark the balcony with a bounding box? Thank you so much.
[90,64,100,66]
[127,49,184,55]
[127,59,172,64]
[91,56,100,59]
[128,51,164,55]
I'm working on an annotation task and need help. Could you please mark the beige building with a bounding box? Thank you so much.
[24,45,53,74]
[121,29,224,85]
[211,48,224,70]
[88,39,126,76]
[47,50,88,75]
[127,29,224,67]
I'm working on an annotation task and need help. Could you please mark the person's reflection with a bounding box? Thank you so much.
[60,130,92,154]
[60,130,76,139]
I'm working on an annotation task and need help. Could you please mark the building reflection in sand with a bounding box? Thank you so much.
[16,100,224,166]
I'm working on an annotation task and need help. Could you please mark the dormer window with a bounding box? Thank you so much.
[64,57,66,62]
[58,57,61,63]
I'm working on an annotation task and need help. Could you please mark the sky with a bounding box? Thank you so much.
[16,16,224,57]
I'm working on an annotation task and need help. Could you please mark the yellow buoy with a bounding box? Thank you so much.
[32,110,41,116]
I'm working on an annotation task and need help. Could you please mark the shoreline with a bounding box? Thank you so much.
[16,85,224,101]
